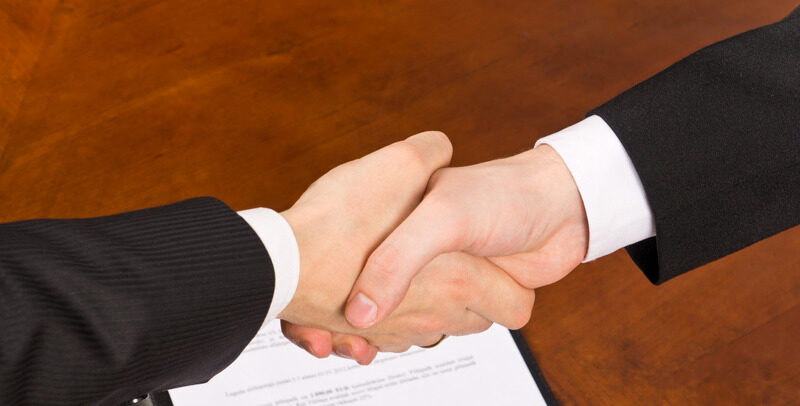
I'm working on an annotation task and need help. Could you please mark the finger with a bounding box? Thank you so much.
[343,132,458,330]
[361,345,379,365]
[343,131,456,331]
[331,333,378,365]
[418,334,442,347]
[397,131,454,174]
[487,229,586,290]
[405,304,493,338]
[281,320,333,358]
[359,130,453,181]
[345,195,466,330]
[463,256,536,330]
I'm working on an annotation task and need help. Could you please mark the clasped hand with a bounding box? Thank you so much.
[277,131,588,364]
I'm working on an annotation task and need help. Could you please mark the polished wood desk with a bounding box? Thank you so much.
[1,1,798,404]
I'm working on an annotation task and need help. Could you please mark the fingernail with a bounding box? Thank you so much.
[297,340,315,355]
[346,293,378,328]
[359,347,379,366]
[334,344,354,360]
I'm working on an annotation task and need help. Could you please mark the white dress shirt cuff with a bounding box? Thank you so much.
[238,208,300,327]
[535,115,656,261]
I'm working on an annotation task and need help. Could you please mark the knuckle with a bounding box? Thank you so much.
[422,130,453,163]
[368,245,397,273]
[443,271,472,302]
[507,311,531,330]
[418,334,446,347]
[456,318,492,336]
[405,314,446,336]
[393,142,431,175]
[434,131,453,154]
[380,344,412,354]
[460,318,493,335]
[366,245,403,283]
[406,130,453,165]
[507,301,534,330]
[478,319,493,333]
[374,335,412,353]
[422,130,451,149]
[450,284,471,305]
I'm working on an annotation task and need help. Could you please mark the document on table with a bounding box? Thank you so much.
[169,321,552,406]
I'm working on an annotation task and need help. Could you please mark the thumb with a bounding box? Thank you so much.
[345,195,465,329]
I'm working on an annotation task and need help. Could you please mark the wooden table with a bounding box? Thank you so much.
[2,1,798,404]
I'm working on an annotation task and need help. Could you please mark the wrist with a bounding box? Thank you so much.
[529,144,590,258]
[277,206,310,321]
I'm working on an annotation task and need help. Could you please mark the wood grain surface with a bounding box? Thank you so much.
[1,1,798,404]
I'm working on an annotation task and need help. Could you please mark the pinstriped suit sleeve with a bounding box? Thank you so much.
[0,197,275,405]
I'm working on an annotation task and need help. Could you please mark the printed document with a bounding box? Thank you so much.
[170,321,547,405]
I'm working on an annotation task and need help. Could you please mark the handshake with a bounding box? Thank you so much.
[277,131,589,364]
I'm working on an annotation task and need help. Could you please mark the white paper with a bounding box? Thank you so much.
[170,321,548,406]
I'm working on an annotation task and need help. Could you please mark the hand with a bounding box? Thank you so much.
[344,144,589,329]
[277,131,452,351]
[283,251,535,361]
[276,132,533,362]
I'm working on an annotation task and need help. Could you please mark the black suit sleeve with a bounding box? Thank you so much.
[0,197,275,405]
[589,6,800,284]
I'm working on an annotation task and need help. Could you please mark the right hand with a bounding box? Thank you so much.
[277,131,452,347]
[282,250,535,359]
[344,144,589,330]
